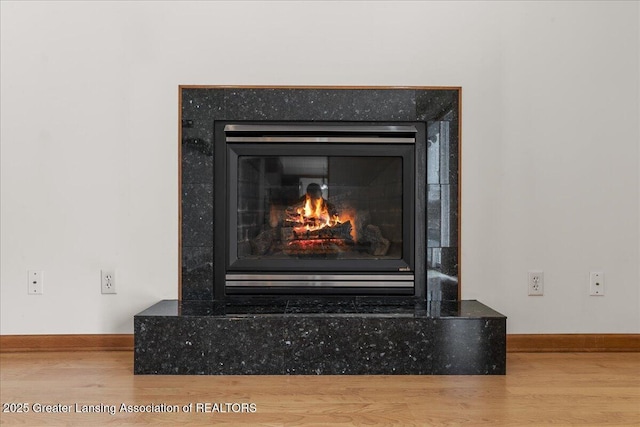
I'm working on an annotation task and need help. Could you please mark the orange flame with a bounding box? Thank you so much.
[293,195,356,240]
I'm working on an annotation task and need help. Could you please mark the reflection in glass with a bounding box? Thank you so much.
[237,156,403,260]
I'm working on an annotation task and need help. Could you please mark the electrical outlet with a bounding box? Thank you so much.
[590,271,604,296]
[101,270,116,294]
[528,271,544,296]
[27,270,43,295]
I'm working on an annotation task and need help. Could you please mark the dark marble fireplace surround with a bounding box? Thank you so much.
[134,87,506,375]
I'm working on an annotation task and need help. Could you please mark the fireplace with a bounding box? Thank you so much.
[180,87,460,302]
[215,122,425,296]
[135,87,506,376]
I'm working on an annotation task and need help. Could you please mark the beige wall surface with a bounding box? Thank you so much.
[1,1,638,334]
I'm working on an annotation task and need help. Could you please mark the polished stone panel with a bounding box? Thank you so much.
[181,246,213,301]
[181,184,213,247]
[427,184,458,248]
[179,87,461,301]
[135,316,210,375]
[135,299,506,375]
[416,89,458,122]
[182,140,213,186]
[181,89,222,185]
[223,88,417,121]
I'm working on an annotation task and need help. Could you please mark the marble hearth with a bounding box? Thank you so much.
[135,298,505,375]
[134,86,507,375]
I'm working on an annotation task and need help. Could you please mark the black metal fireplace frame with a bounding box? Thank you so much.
[213,120,427,299]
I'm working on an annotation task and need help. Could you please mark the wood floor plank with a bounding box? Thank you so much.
[1,352,638,426]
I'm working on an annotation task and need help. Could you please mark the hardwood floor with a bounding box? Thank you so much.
[1,352,638,426]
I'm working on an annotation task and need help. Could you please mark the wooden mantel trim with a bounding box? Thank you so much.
[1,334,638,353]
[178,85,462,90]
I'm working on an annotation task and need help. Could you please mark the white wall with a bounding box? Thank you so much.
[1,1,638,334]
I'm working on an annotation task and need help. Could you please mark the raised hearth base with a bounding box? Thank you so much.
[134,298,506,375]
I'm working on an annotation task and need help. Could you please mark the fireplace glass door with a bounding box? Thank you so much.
[216,123,420,295]
[236,155,403,261]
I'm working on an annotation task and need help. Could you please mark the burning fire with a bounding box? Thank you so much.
[295,196,337,230]
[292,194,356,240]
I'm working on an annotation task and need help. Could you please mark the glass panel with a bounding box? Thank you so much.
[237,156,403,260]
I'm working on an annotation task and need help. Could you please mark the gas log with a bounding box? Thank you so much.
[363,224,390,256]
[251,228,277,256]
[281,221,353,255]
[284,221,353,241]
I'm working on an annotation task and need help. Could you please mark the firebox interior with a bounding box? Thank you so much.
[236,155,403,260]
[214,122,426,297]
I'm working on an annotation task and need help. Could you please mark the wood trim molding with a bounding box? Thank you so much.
[457,87,462,301]
[507,334,640,353]
[2,334,638,353]
[178,85,462,90]
[0,334,134,353]
[178,86,183,302]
